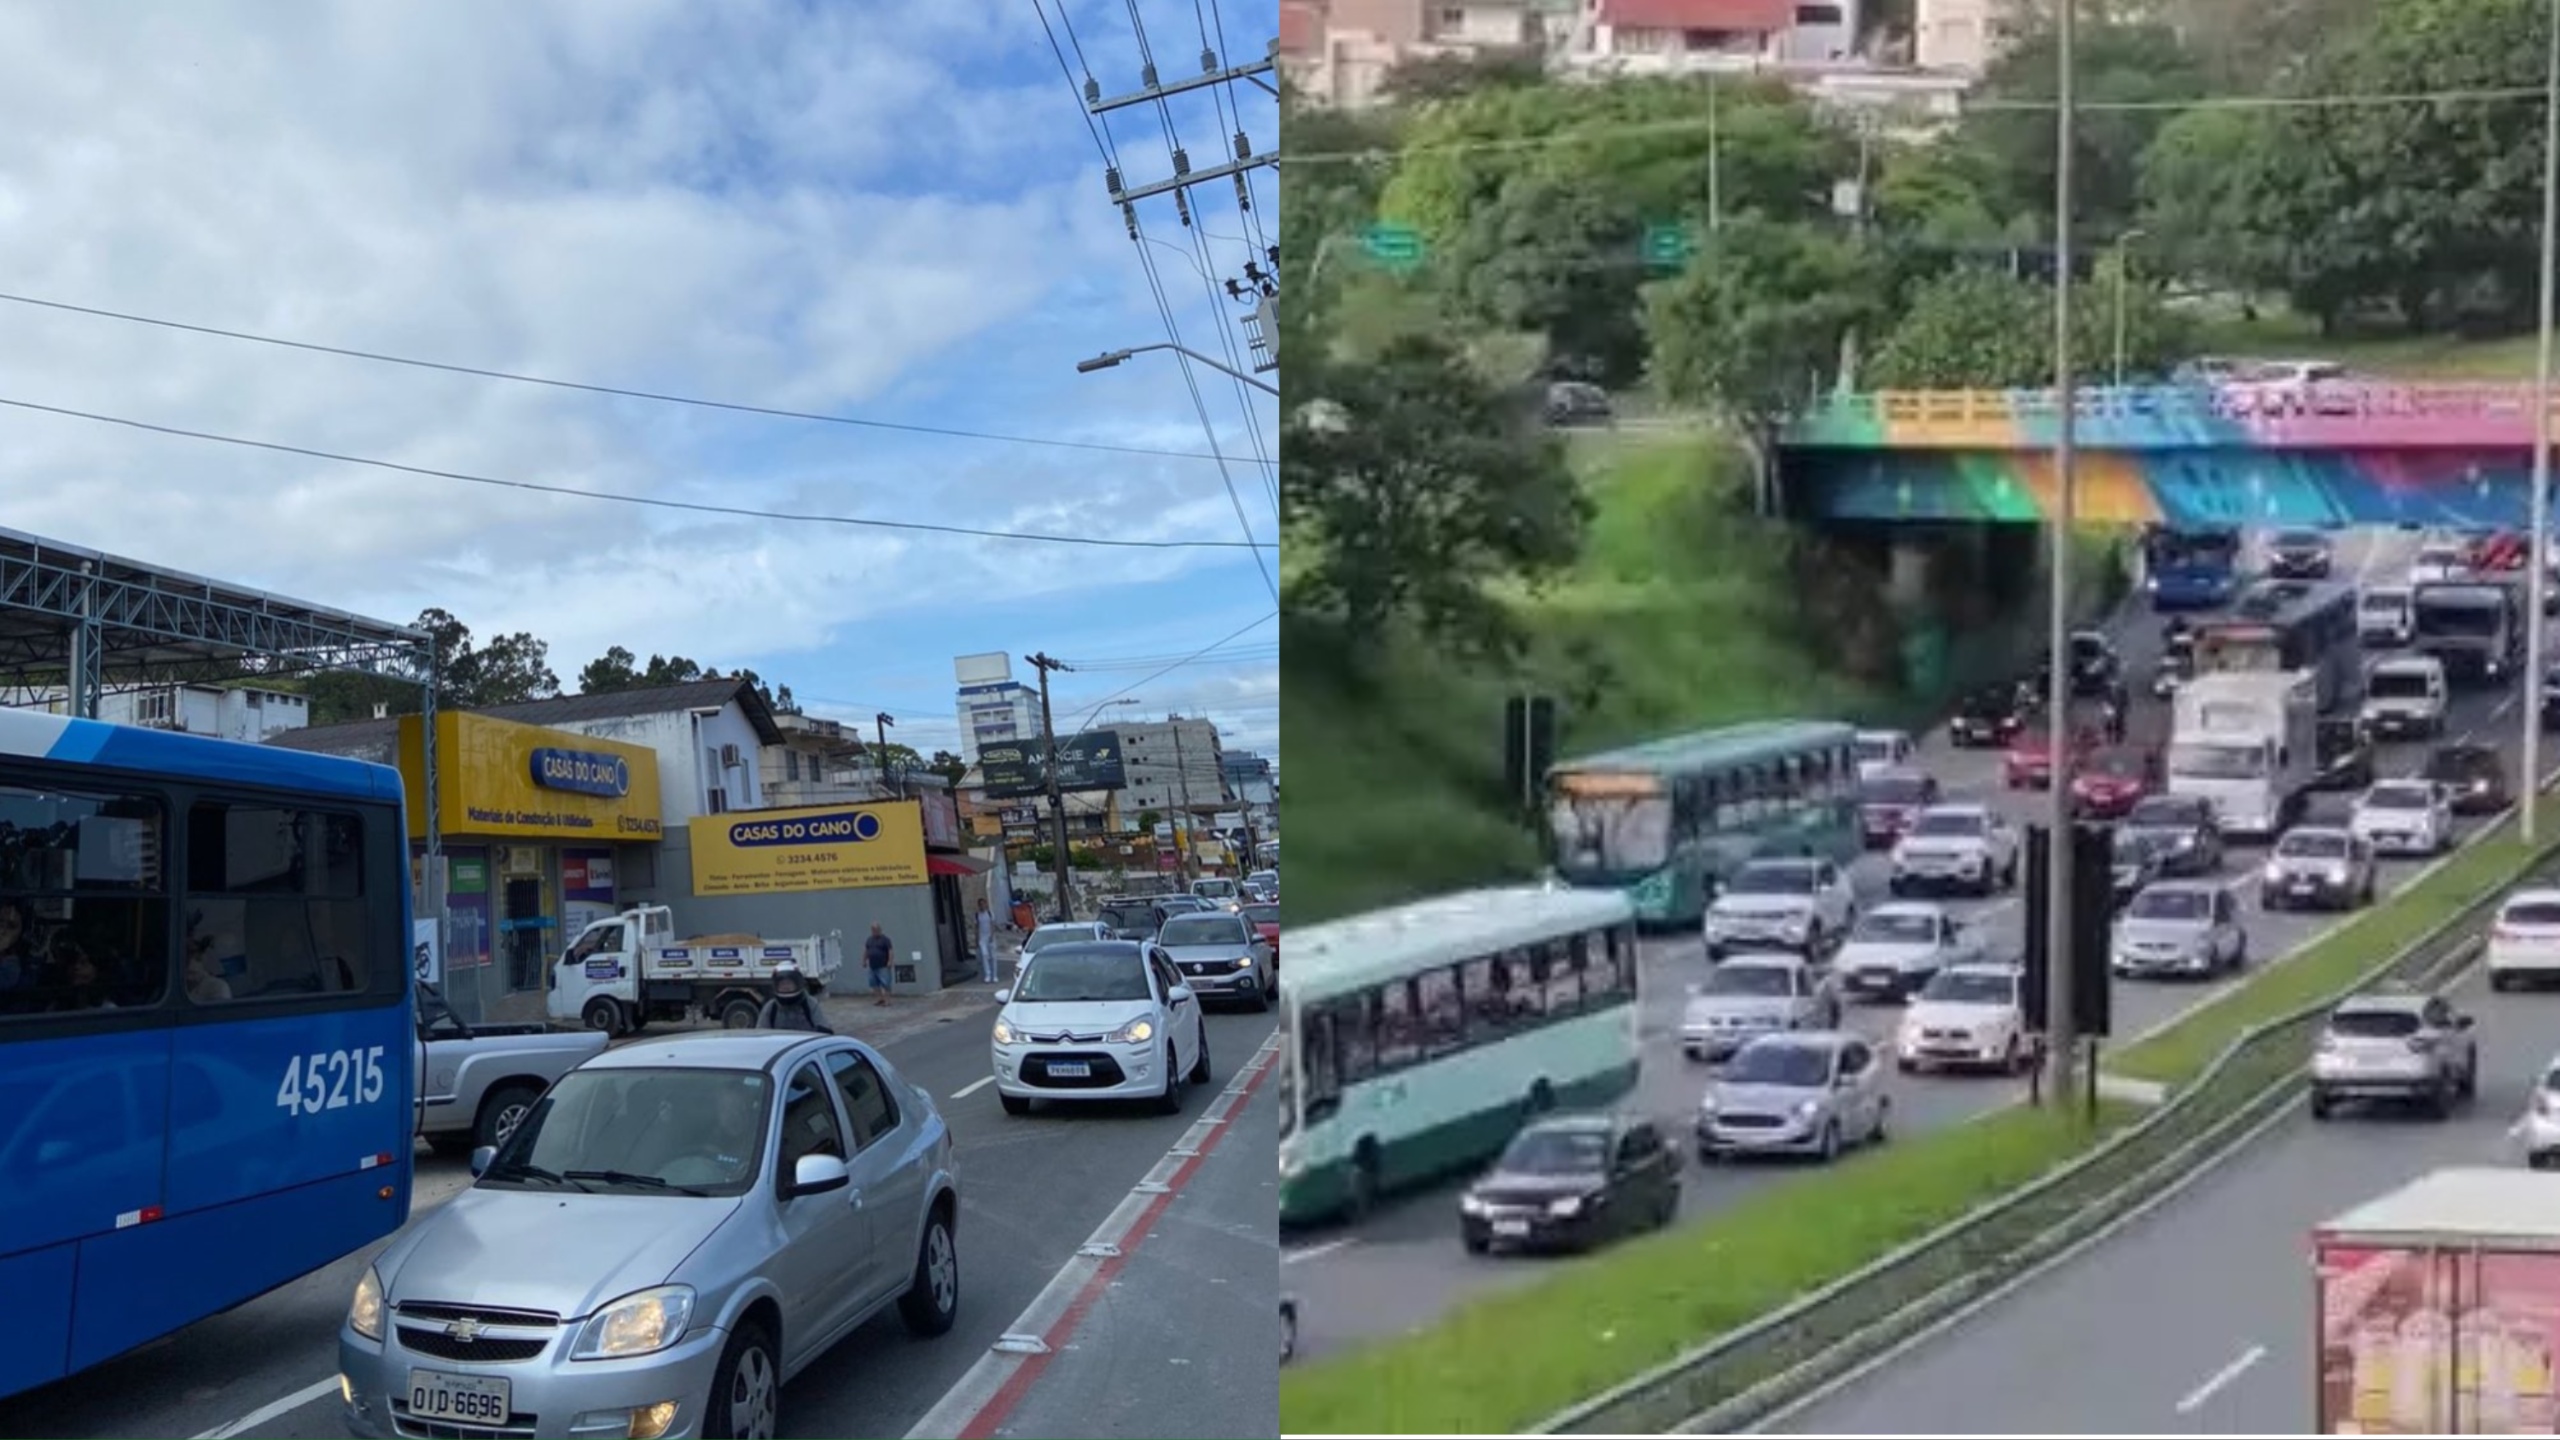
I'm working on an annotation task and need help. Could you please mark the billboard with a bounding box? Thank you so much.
[979,730,1126,800]
[397,713,663,841]
[688,801,929,896]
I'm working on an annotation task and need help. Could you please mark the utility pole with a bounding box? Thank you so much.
[873,712,899,798]
[2043,0,2085,1108]
[2524,0,2560,844]
[1026,653,1076,921]
[1171,719,1197,884]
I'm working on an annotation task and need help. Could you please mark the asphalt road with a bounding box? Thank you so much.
[0,1000,1279,1440]
[1771,964,2560,1436]
[1281,526,2547,1364]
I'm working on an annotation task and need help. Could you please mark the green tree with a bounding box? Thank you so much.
[466,632,560,707]
[1376,49,1546,106]
[577,645,641,695]
[1646,215,1880,434]
[927,749,968,785]
[1960,19,2207,241]
[1282,332,1588,660]
[1443,169,1649,384]
[1865,262,2189,389]
[2134,106,2295,300]
[1283,81,1401,299]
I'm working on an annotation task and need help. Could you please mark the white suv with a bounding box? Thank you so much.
[1888,803,2021,898]
[1704,857,1858,959]
[2361,655,2448,739]
[2489,889,2560,992]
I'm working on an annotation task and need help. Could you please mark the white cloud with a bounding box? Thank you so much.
[0,0,1279,683]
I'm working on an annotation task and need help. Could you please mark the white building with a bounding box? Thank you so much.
[1115,716,1229,819]
[1913,0,1997,74]
[952,652,1043,766]
[22,681,309,742]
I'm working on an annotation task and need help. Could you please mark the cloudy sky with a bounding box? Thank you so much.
[0,0,1280,764]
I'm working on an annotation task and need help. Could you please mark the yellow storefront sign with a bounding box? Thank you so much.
[398,713,664,841]
[690,801,928,895]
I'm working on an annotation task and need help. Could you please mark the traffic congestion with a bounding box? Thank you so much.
[1280,520,2560,1377]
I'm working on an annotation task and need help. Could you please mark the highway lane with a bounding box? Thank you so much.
[1284,526,2540,1364]
[1770,964,2560,1436]
[0,1003,1278,1440]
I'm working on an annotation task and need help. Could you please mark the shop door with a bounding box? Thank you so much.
[503,877,548,991]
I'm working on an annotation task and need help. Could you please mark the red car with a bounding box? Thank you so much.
[1858,769,1942,847]
[2003,727,2098,790]
[1242,900,1280,967]
[2468,529,2530,572]
[2070,744,2163,818]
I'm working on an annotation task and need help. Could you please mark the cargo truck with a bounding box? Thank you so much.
[2169,670,2319,839]
[545,903,840,1036]
[2314,1166,2560,1434]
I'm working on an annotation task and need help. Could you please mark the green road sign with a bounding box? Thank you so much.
[1642,223,1695,271]
[1362,223,1424,270]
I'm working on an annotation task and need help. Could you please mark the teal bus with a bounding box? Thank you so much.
[1544,720,1863,929]
[1278,884,1640,1226]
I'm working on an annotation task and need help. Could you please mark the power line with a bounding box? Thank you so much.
[0,288,1251,465]
[1067,641,1278,670]
[0,393,1275,552]
[1280,83,2560,168]
[1065,609,1277,737]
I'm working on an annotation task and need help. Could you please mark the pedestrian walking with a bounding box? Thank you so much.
[754,962,832,1033]
[864,923,894,1006]
[975,898,999,985]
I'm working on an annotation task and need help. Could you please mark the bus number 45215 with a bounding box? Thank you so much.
[276,1046,389,1116]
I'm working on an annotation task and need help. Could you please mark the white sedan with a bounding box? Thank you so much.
[991,940,1210,1115]
[2349,780,2453,857]
[1834,902,1982,1003]
[1896,964,2037,1074]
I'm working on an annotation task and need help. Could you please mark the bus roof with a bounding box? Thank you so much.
[1288,884,1636,1001]
[2205,578,2356,629]
[1550,719,1855,778]
[0,708,401,804]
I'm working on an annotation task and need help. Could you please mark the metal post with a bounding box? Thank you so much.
[1173,721,1197,884]
[67,563,101,719]
[1707,78,1722,234]
[1027,653,1076,921]
[2528,0,2560,843]
[2045,0,2084,1106]
[420,647,454,1021]
[874,712,900,799]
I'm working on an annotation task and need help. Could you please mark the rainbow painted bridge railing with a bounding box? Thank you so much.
[1782,384,2560,451]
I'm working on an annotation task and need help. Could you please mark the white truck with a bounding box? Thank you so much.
[2169,670,2318,839]
[545,904,841,1037]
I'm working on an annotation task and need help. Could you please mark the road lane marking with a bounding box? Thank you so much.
[2494,696,2517,721]
[2174,1344,2267,1414]
[193,1376,339,1439]
[951,1074,997,1099]
[1283,1236,1357,1265]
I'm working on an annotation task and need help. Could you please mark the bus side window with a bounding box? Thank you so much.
[1301,1010,1343,1119]
[1461,955,1506,1036]
[1509,946,1548,1021]
[1706,771,1737,831]
[1335,994,1379,1084]
[185,804,370,1004]
[0,782,171,1020]
[1580,929,1622,1002]
[1416,966,1464,1057]
[1375,980,1420,1070]
[1545,939,1586,1016]
[1614,924,1641,991]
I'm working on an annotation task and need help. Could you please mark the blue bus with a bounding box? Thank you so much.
[0,709,413,1401]
[2144,526,2245,610]
[2192,578,2363,712]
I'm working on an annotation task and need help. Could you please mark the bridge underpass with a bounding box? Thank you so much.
[1777,384,2558,528]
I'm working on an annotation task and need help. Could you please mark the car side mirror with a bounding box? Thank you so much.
[470,1145,497,1178]
[1170,984,1195,1005]
[786,1152,851,1199]
[993,989,1012,1006]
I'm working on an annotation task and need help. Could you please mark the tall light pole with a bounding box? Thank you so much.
[2527,0,2560,845]
[2044,0,2085,1108]
[2110,228,2146,387]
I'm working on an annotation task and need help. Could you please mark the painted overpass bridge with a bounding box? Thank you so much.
[1778,384,2560,527]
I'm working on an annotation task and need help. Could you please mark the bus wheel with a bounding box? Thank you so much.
[1526,1079,1556,1118]
[581,997,624,1036]
[1345,1143,1380,1222]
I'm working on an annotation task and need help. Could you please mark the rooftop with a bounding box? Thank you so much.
[266,676,788,755]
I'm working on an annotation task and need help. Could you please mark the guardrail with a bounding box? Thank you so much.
[1536,837,2550,1435]
[1794,384,2558,429]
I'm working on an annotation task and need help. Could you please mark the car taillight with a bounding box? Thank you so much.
[2497,925,2521,943]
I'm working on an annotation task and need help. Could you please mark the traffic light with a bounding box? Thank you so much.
[2021,823,2115,1039]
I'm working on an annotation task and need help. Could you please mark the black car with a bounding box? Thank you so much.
[2542,664,2560,730]
[1948,685,2028,748]
[2266,528,2335,579]
[2311,718,2375,792]
[2068,631,2120,698]
[2110,830,2166,911]
[2121,794,2223,876]
[1459,1113,1681,1255]
[2423,744,2513,815]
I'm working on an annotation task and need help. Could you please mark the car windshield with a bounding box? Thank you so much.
[2369,670,2434,699]
[1496,1127,1609,1175]
[483,1067,770,1197]
[1726,862,1819,895]
[1095,906,1152,933]
[2086,747,2148,778]
[2365,784,2432,811]
[2128,889,2210,922]
[1026,926,1092,952]
[1242,904,1280,926]
[1722,1042,1834,1088]
[1920,970,2014,1005]
[1013,949,1153,1003]
[2327,1009,2422,1039]
[1855,735,1898,763]
[2071,635,2107,660]
[2425,751,2496,782]
[2128,798,2204,828]
[2274,531,2324,550]
[1159,915,1250,946]
[1960,689,2011,716]
[2279,831,2351,859]
[1158,898,1208,915]
[1854,911,1939,944]
[1703,963,1795,997]
[1861,775,1931,805]
[2417,546,2464,567]
[2362,592,2409,614]
[1910,810,1984,838]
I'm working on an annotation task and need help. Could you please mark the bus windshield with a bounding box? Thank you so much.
[1550,795,1671,873]
[2368,669,2434,699]
[2170,742,2267,779]
[2415,598,2504,638]
[2147,529,2240,571]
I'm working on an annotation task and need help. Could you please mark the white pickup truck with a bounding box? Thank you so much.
[414,984,607,1157]
[546,903,839,1036]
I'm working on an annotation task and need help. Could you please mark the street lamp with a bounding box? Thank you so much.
[2110,228,2147,388]
[2523,0,2560,844]
[1077,343,1280,396]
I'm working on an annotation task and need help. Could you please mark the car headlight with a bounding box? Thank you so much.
[571,1285,696,1361]
[1459,1193,1487,1215]
[1232,956,1254,970]
[1794,1098,1821,1119]
[1108,1017,1157,1045]
[991,1017,1019,1045]
[1780,917,1808,936]
[1547,1195,1586,1218]
[1698,1094,1721,1115]
[2327,865,2349,884]
[2262,862,2284,883]
[349,1265,385,1342]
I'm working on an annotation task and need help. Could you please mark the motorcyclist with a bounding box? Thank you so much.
[755,962,832,1033]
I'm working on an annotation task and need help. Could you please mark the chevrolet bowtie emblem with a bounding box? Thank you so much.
[445,1318,484,1343]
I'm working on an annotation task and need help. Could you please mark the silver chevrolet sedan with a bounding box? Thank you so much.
[340,1031,960,1440]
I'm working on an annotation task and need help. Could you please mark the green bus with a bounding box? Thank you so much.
[1545,719,1863,929]
[1278,884,1640,1226]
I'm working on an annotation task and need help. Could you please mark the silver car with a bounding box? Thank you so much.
[2110,880,2247,979]
[341,1032,961,1440]
[1694,1031,1890,1164]
[2310,988,2477,1120]
[1155,910,1275,1010]
[2260,826,2378,912]
[1679,953,1841,1062]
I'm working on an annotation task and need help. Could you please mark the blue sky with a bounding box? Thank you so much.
[0,0,1280,763]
